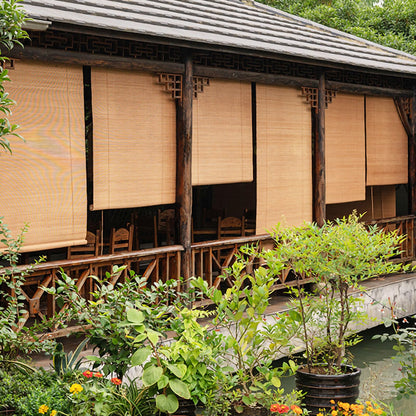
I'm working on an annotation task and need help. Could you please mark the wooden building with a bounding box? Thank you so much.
[2,0,416,326]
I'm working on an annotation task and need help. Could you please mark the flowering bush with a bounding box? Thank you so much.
[34,371,129,416]
[270,403,303,414]
[316,400,390,416]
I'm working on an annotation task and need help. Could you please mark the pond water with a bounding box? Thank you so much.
[351,325,416,415]
[280,324,416,415]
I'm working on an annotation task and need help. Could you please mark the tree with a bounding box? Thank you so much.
[0,0,27,153]
[258,0,416,55]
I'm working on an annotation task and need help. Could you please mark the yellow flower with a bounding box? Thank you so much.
[339,402,350,412]
[317,413,324,416]
[69,383,83,394]
[331,411,338,416]
[50,411,57,416]
[291,405,302,415]
[38,405,49,414]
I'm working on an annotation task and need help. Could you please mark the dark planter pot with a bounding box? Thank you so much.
[173,399,197,416]
[295,365,361,416]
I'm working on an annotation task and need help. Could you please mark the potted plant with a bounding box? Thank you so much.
[191,257,304,416]
[260,212,407,414]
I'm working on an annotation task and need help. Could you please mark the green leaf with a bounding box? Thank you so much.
[271,376,281,388]
[169,378,191,399]
[213,289,222,304]
[131,347,152,366]
[167,363,187,379]
[242,395,253,406]
[85,355,101,362]
[234,405,244,413]
[156,393,179,414]
[142,365,163,386]
[134,333,147,343]
[127,308,144,324]
[147,329,160,346]
[197,363,207,376]
[158,374,169,389]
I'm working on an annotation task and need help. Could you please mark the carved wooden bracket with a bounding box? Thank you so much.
[193,76,210,98]
[396,97,411,119]
[394,96,413,137]
[158,73,182,100]
[158,73,209,100]
[301,87,336,111]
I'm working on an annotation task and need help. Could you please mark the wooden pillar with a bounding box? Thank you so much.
[410,90,416,215]
[176,53,193,283]
[313,73,326,226]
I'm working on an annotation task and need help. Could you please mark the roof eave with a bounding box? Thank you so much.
[39,22,416,81]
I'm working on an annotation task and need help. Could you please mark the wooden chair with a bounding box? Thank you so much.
[244,209,256,236]
[202,207,225,228]
[131,212,158,248]
[218,216,245,239]
[157,209,175,246]
[67,231,100,298]
[67,231,100,259]
[109,224,134,254]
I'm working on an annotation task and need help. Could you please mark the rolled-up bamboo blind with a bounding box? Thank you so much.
[326,94,366,204]
[91,68,176,210]
[192,79,253,185]
[256,85,312,233]
[0,60,87,252]
[366,96,408,186]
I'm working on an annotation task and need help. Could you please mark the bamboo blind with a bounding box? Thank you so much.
[256,85,312,233]
[91,68,176,210]
[0,60,87,252]
[366,96,408,186]
[326,94,366,204]
[192,79,253,185]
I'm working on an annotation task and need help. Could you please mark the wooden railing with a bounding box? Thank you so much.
[1,245,183,332]
[366,215,416,261]
[4,215,416,334]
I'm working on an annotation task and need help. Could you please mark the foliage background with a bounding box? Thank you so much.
[257,0,416,55]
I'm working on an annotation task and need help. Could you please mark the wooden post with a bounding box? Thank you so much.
[313,73,326,226]
[176,53,193,283]
[410,90,416,215]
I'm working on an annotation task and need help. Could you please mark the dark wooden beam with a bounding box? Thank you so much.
[6,46,414,97]
[6,45,184,73]
[314,73,326,226]
[176,53,193,283]
[195,65,412,97]
[410,91,416,215]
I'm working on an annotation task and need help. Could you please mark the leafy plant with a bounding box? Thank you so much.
[52,338,88,377]
[262,212,408,374]
[0,0,28,153]
[104,377,155,416]
[374,313,416,400]
[0,367,70,416]
[191,256,303,414]
[0,217,55,365]
[129,306,222,414]
[45,268,196,379]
